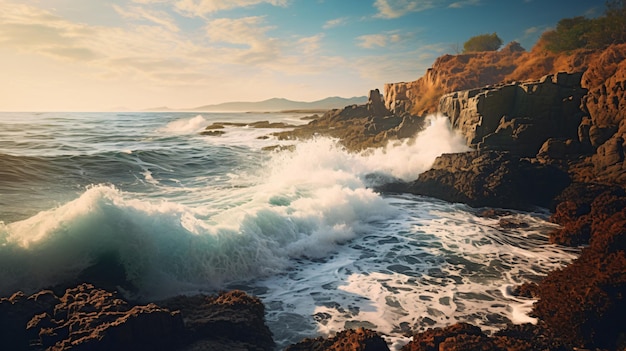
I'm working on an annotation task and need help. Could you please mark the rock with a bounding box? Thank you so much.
[594,135,625,170]
[498,218,530,229]
[160,290,275,351]
[200,130,226,136]
[0,289,59,350]
[581,43,626,128]
[384,41,595,117]
[438,72,587,156]
[28,284,184,351]
[536,138,588,162]
[367,89,389,118]
[401,323,495,351]
[272,95,423,151]
[402,151,571,210]
[286,328,389,351]
[1,284,275,351]
[536,184,626,349]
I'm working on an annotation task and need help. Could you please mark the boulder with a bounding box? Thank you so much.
[161,290,275,351]
[286,328,389,351]
[399,151,570,210]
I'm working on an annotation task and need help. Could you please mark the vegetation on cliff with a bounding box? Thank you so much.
[462,32,503,53]
[542,0,626,52]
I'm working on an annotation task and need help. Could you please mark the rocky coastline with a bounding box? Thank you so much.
[2,43,625,350]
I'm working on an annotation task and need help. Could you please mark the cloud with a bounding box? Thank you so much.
[113,4,180,32]
[373,0,438,19]
[357,31,407,49]
[174,0,289,17]
[448,0,481,9]
[323,17,348,29]
[204,16,283,64]
[0,4,100,61]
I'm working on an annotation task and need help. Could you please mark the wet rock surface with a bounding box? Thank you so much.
[0,284,274,351]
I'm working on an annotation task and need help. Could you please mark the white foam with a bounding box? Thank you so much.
[160,115,208,134]
[364,114,470,180]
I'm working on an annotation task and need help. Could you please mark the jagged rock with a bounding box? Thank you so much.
[1,285,275,351]
[383,41,595,117]
[285,328,389,351]
[401,323,495,351]
[160,290,275,351]
[367,89,389,118]
[0,290,59,350]
[581,43,626,128]
[594,135,625,170]
[28,284,184,351]
[438,72,587,156]
[536,138,584,161]
[400,151,570,210]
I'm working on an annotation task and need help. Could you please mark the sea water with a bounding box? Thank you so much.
[0,112,578,349]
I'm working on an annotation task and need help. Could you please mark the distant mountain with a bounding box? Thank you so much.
[189,96,367,112]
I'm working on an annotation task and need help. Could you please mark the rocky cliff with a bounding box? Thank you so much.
[384,40,598,117]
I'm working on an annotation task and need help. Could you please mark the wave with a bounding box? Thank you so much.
[0,114,492,299]
[159,115,208,134]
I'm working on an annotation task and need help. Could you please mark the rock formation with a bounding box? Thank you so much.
[438,72,587,156]
[0,284,274,351]
[384,40,598,117]
[285,328,390,351]
[386,150,570,210]
[272,88,424,151]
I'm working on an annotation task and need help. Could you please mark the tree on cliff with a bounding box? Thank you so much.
[462,33,503,53]
[542,0,626,52]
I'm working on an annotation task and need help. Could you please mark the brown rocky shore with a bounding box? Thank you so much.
[2,43,625,351]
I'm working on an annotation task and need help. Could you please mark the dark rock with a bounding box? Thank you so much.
[0,289,59,350]
[438,72,587,156]
[403,151,571,210]
[367,89,390,118]
[498,218,530,229]
[160,290,275,351]
[401,323,496,351]
[536,138,585,161]
[286,328,389,351]
[1,284,275,351]
[200,130,226,136]
[28,284,184,351]
[475,209,514,218]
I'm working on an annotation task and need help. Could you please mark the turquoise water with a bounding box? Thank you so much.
[0,112,577,349]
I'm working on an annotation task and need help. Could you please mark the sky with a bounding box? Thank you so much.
[0,0,605,111]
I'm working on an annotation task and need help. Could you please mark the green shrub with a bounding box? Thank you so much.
[462,33,503,53]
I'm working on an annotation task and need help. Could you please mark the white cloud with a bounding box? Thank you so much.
[357,34,388,48]
[357,31,406,49]
[174,0,289,17]
[448,0,481,9]
[323,17,348,29]
[113,4,180,32]
[373,0,437,19]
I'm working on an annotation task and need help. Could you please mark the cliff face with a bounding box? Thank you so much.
[384,41,597,116]
[438,72,587,156]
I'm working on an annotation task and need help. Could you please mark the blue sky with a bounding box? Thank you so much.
[0,0,604,111]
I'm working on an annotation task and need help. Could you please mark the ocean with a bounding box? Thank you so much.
[0,112,578,349]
